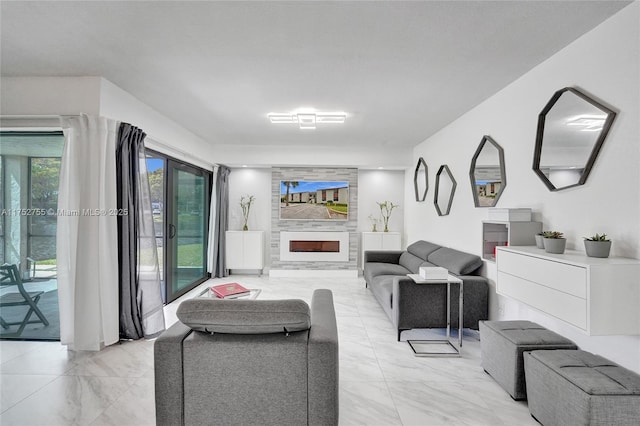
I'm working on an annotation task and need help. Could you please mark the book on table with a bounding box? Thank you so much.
[211,282,250,299]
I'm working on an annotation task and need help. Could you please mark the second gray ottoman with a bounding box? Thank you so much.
[479,320,577,400]
[524,350,640,426]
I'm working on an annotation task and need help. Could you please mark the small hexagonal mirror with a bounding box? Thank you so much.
[533,87,616,191]
[414,157,428,202]
[434,165,456,216]
[469,135,506,207]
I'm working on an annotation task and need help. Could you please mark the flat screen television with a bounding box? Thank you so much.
[280,180,349,220]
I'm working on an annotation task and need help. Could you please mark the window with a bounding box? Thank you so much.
[146,150,212,303]
[0,155,4,263]
[0,131,63,341]
[28,158,61,278]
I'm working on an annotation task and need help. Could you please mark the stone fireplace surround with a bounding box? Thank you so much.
[270,167,358,278]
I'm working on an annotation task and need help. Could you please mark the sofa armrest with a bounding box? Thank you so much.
[457,275,489,327]
[364,250,403,264]
[154,321,193,426]
[308,289,339,426]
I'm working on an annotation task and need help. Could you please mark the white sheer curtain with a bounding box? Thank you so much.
[57,115,120,350]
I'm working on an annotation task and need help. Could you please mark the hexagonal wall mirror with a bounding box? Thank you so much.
[434,165,456,216]
[469,135,506,207]
[414,157,428,202]
[533,87,616,191]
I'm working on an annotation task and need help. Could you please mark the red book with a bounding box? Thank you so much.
[211,282,250,299]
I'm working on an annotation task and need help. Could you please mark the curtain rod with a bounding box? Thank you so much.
[145,136,215,171]
[1,115,217,170]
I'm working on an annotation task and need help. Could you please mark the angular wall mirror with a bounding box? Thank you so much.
[414,157,428,202]
[533,87,616,191]
[469,135,506,207]
[434,165,456,216]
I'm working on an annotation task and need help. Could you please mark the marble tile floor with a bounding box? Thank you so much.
[0,275,537,425]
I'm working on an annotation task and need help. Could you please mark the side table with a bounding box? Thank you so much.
[405,273,463,357]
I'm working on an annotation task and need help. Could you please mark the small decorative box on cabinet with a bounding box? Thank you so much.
[226,231,264,274]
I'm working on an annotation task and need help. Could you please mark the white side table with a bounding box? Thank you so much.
[405,273,463,357]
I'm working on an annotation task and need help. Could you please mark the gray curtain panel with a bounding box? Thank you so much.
[116,123,165,340]
[211,165,230,277]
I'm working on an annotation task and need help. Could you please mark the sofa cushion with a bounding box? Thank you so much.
[365,262,410,283]
[407,241,442,261]
[428,247,482,275]
[177,298,311,334]
[371,275,395,308]
[398,252,424,274]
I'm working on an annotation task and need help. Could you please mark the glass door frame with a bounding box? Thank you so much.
[146,149,212,304]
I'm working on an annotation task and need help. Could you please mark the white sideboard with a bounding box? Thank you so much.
[496,246,640,335]
[361,232,401,265]
[226,231,264,273]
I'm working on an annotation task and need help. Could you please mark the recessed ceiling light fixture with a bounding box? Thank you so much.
[267,109,347,130]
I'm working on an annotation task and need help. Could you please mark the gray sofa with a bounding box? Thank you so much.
[154,289,338,426]
[364,240,488,340]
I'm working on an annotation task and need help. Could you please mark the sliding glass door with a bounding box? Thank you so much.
[167,161,210,301]
[146,151,211,303]
[0,131,64,341]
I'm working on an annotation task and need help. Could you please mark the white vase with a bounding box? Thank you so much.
[584,240,611,258]
[543,238,566,254]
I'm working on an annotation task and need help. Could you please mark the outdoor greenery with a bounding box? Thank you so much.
[328,204,348,214]
[282,181,299,206]
[31,158,61,204]
[148,168,164,205]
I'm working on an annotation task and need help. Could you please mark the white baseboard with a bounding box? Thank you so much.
[269,269,358,278]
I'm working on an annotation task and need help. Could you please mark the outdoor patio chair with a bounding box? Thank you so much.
[0,264,49,336]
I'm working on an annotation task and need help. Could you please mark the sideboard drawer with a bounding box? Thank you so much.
[497,272,587,330]
[498,250,587,298]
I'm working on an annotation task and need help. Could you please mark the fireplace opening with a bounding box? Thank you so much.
[289,240,340,253]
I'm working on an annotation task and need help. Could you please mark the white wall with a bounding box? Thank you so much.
[0,76,101,116]
[227,168,273,269]
[99,79,214,170]
[227,167,408,271]
[357,169,406,260]
[199,143,412,170]
[407,3,640,372]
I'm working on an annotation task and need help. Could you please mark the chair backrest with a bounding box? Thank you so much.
[0,264,21,287]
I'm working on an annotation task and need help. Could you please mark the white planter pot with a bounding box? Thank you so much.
[543,238,566,254]
[584,240,611,258]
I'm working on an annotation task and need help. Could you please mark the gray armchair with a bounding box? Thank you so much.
[154,289,339,426]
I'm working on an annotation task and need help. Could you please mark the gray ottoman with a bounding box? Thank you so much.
[479,320,577,400]
[524,350,640,426]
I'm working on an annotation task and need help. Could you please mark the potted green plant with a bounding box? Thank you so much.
[377,201,399,232]
[542,231,566,254]
[368,214,380,232]
[240,195,255,231]
[534,231,546,249]
[583,233,611,258]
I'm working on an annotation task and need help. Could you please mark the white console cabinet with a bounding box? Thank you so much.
[226,231,264,274]
[496,246,640,335]
[361,232,401,265]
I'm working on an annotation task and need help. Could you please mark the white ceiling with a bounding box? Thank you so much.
[0,1,631,151]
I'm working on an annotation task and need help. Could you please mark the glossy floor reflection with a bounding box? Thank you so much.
[0,275,536,425]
